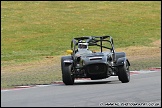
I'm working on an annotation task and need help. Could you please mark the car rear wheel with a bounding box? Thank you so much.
[118,61,130,83]
[61,56,74,85]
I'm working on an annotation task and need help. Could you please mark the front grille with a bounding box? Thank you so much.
[87,63,107,74]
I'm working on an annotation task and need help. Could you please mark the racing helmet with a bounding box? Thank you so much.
[78,42,88,50]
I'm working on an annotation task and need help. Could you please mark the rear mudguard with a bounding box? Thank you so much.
[116,57,130,66]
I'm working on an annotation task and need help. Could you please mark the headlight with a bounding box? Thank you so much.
[82,60,85,66]
[76,56,81,62]
[108,55,112,61]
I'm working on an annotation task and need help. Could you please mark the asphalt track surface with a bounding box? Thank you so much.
[1,68,161,107]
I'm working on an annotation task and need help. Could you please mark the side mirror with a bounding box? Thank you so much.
[66,50,73,55]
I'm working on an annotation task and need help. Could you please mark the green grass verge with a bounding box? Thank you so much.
[1,1,160,64]
[130,57,161,71]
[1,1,161,89]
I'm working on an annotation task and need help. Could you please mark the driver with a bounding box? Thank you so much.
[78,43,88,49]
[76,42,92,54]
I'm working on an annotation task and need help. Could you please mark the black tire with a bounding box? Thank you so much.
[61,56,74,85]
[118,61,130,83]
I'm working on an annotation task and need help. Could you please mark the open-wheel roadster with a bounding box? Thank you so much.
[61,35,130,85]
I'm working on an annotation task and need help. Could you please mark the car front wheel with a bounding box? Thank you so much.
[118,60,130,83]
[61,57,74,85]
